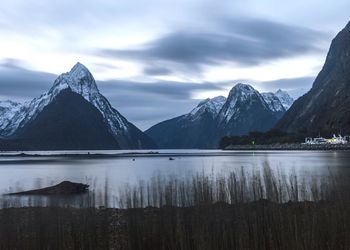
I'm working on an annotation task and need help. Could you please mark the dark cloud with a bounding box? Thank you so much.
[143,66,173,76]
[0,60,56,101]
[97,18,329,72]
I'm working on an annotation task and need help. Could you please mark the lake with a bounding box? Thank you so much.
[0,150,349,206]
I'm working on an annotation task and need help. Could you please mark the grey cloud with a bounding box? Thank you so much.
[0,63,223,130]
[0,60,56,101]
[98,79,224,129]
[0,60,316,130]
[258,76,315,99]
[98,80,224,100]
[259,76,315,91]
[98,18,329,72]
[143,66,173,76]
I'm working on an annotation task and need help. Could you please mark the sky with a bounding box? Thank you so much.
[0,0,349,130]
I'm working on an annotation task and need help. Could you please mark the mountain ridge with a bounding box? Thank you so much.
[0,63,156,149]
[146,83,293,148]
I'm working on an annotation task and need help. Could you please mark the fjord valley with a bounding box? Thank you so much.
[1,0,350,249]
[0,63,296,150]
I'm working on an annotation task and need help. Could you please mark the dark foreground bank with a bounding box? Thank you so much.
[1,200,349,250]
[1,165,349,249]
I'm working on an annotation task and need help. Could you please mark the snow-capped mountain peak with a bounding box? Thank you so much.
[189,96,226,118]
[219,83,267,123]
[50,62,99,100]
[0,63,131,139]
[274,89,294,110]
[70,62,93,79]
[261,92,285,113]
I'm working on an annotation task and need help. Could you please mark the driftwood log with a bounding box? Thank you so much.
[5,181,89,195]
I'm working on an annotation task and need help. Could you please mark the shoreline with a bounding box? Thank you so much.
[1,145,350,158]
[224,143,350,151]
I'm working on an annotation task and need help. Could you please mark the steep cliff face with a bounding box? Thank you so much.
[277,22,350,134]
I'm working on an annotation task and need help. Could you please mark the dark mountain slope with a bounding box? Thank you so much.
[145,96,225,149]
[277,21,350,134]
[11,89,120,150]
[0,63,156,150]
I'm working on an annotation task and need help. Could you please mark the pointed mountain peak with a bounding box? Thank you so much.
[50,62,99,100]
[68,62,94,81]
[219,83,267,123]
[70,62,91,76]
[274,89,294,110]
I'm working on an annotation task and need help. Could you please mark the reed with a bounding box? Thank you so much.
[0,164,349,249]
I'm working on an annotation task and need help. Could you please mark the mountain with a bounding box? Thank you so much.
[276,21,350,134]
[0,63,156,150]
[146,83,288,149]
[0,101,22,130]
[261,92,286,119]
[145,96,226,149]
[217,84,278,136]
[10,89,120,150]
[274,89,294,110]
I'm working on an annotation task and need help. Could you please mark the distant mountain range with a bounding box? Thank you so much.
[0,63,156,150]
[7,20,350,150]
[146,84,294,148]
[276,21,350,135]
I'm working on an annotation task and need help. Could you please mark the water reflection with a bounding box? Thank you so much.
[0,150,349,207]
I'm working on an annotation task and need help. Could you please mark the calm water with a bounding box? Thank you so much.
[0,150,349,206]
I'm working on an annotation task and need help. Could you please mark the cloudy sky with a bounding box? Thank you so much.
[0,0,349,130]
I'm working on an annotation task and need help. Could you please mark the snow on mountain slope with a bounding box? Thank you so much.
[0,63,155,149]
[188,96,226,120]
[218,83,269,123]
[261,92,285,113]
[275,89,294,110]
[0,100,21,110]
[0,101,23,132]
[145,96,226,149]
[51,63,130,134]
